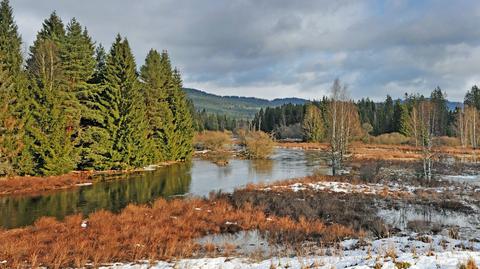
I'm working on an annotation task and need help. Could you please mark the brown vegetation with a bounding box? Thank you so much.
[194,131,232,151]
[277,141,480,162]
[459,258,479,269]
[244,131,275,159]
[0,172,92,197]
[0,164,179,197]
[0,196,355,268]
[369,132,411,145]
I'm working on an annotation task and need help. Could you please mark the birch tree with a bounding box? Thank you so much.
[406,100,436,180]
[327,79,360,175]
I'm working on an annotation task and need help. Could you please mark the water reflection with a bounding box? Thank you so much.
[250,159,274,175]
[0,148,330,229]
[0,163,192,229]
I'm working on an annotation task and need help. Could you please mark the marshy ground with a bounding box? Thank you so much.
[1,143,480,268]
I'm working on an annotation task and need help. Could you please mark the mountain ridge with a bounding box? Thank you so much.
[185,88,463,119]
[184,88,307,119]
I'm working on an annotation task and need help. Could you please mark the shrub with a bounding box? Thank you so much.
[458,258,478,269]
[194,131,231,151]
[273,123,303,140]
[244,131,275,159]
[370,132,411,145]
[434,136,461,147]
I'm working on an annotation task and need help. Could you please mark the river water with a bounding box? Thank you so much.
[0,148,330,229]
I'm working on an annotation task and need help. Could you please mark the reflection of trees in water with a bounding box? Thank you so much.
[0,163,192,229]
[250,159,274,175]
[217,164,232,178]
[304,150,329,167]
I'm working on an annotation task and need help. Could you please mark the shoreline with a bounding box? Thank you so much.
[1,142,479,197]
[0,161,179,197]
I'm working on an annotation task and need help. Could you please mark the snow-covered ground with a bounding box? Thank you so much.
[264,181,467,196]
[103,235,480,269]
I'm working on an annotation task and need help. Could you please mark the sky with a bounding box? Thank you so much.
[10,0,480,101]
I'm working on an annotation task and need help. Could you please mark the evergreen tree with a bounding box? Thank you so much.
[140,49,174,162]
[62,18,96,132]
[88,35,150,169]
[465,85,480,111]
[27,11,65,73]
[0,0,22,75]
[383,95,394,133]
[22,13,79,175]
[91,44,107,83]
[141,50,193,161]
[0,60,21,175]
[167,68,194,160]
[430,87,449,136]
[22,81,77,175]
[0,0,25,175]
[392,100,404,133]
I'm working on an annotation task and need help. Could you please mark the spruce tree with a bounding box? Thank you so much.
[140,49,174,162]
[61,18,102,170]
[168,68,194,160]
[87,35,150,169]
[22,81,77,175]
[0,0,27,175]
[0,59,19,175]
[465,85,480,111]
[392,100,403,133]
[22,12,78,175]
[0,0,22,75]
[91,44,107,84]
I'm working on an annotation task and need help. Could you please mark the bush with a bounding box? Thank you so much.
[273,123,303,140]
[370,132,411,145]
[244,131,275,159]
[434,136,460,147]
[458,258,478,269]
[194,131,231,151]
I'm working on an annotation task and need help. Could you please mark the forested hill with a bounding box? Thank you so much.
[184,88,307,119]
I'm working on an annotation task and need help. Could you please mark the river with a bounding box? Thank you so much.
[0,148,330,229]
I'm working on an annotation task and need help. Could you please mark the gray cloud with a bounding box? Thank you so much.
[10,0,480,101]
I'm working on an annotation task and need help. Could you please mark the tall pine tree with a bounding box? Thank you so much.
[86,35,150,169]
[140,49,174,162]
[168,68,194,160]
[22,12,78,175]
[0,0,27,175]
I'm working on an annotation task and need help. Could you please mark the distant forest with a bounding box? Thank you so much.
[251,86,480,142]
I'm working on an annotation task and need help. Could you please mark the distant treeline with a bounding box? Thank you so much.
[252,86,480,142]
[0,1,194,176]
[192,109,249,132]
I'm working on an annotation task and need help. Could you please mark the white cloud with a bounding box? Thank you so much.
[9,0,480,101]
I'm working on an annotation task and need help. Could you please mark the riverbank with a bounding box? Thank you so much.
[2,171,480,268]
[0,162,178,197]
[277,141,480,162]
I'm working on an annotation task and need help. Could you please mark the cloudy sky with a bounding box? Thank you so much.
[10,0,480,101]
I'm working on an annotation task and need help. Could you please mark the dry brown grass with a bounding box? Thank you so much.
[369,132,411,145]
[0,172,92,197]
[0,164,179,197]
[277,141,480,162]
[0,197,355,268]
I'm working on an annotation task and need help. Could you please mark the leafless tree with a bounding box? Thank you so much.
[456,105,479,149]
[406,100,436,180]
[327,79,360,175]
